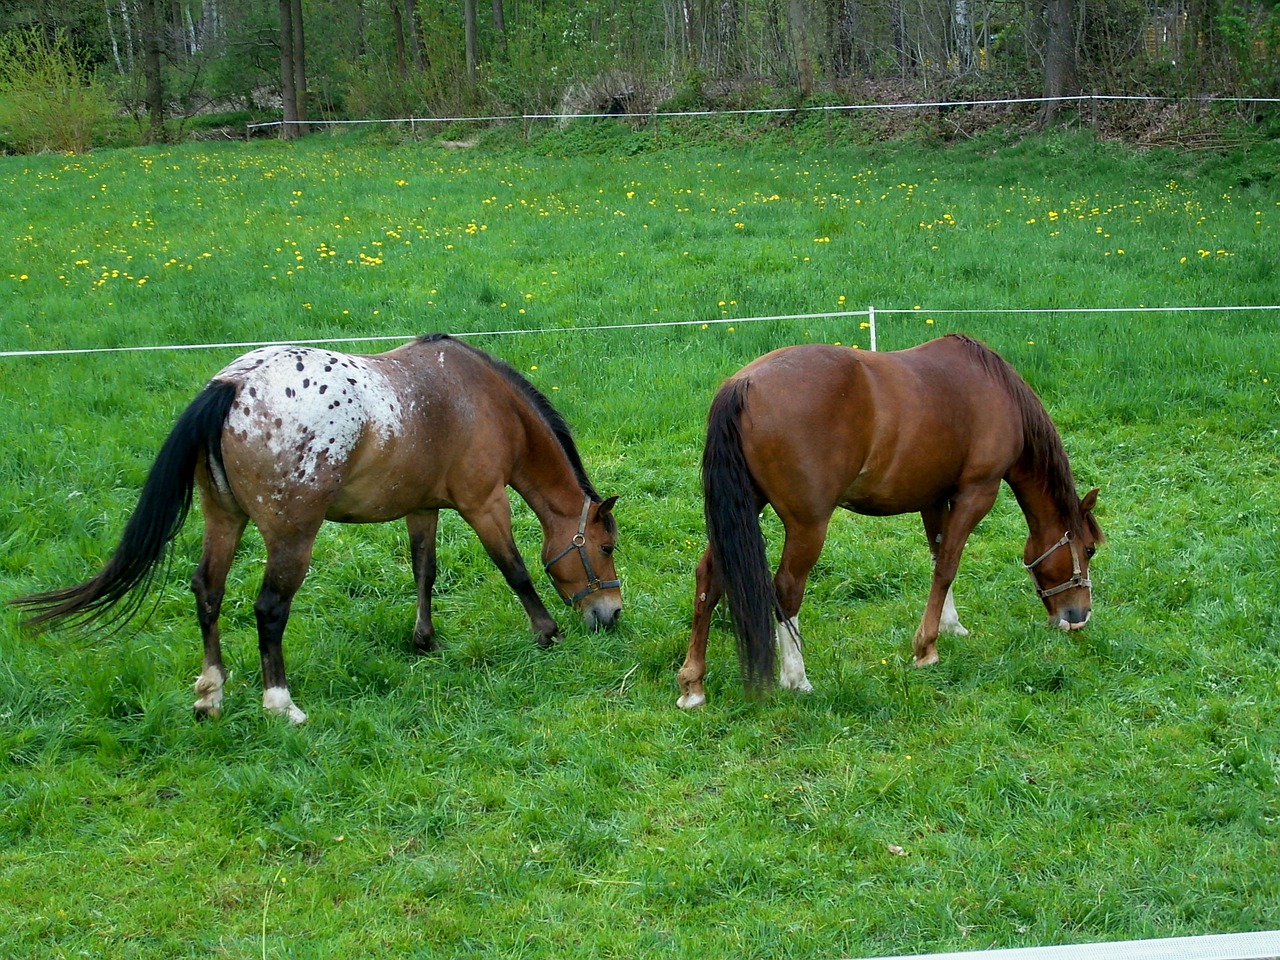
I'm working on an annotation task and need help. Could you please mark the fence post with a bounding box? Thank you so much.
[868,304,877,351]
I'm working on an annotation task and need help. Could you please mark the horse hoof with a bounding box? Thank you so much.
[677,692,706,710]
[193,703,221,721]
[913,653,940,668]
[412,634,437,654]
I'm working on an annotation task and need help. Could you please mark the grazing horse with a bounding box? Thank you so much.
[677,333,1102,709]
[13,334,622,724]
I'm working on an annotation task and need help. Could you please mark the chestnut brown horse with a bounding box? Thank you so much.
[677,333,1101,709]
[13,334,622,723]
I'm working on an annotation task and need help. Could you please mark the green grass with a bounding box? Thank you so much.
[1,126,1278,958]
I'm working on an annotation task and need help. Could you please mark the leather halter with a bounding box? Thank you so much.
[543,497,620,606]
[1023,530,1090,599]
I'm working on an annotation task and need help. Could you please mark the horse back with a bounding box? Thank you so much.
[208,340,518,527]
[734,339,1024,518]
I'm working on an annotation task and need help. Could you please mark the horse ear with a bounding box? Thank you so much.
[1080,488,1099,513]
[598,495,618,517]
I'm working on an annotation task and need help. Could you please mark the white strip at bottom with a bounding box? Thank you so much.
[853,931,1280,960]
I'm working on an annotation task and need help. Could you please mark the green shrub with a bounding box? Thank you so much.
[0,28,116,154]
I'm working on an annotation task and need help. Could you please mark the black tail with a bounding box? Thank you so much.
[701,378,783,695]
[11,379,238,633]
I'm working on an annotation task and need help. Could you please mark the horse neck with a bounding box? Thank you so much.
[508,406,588,531]
[1006,459,1073,543]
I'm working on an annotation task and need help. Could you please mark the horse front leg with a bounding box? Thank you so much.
[921,505,968,638]
[255,533,317,724]
[191,497,247,720]
[677,547,722,710]
[462,498,561,647]
[406,510,440,653]
[913,486,998,668]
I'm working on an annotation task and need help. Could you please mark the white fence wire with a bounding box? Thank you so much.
[244,93,1280,135]
[2,304,1278,360]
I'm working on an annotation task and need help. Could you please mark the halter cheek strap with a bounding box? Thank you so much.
[544,497,621,607]
[1023,530,1091,599]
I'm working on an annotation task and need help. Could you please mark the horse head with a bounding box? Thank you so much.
[543,495,622,630]
[1023,487,1103,630]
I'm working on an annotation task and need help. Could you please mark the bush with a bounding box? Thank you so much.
[0,28,116,154]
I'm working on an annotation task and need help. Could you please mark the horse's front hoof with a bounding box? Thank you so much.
[193,703,221,721]
[677,690,706,710]
[913,651,940,668]
[412,631,438,654]
[535,629,561,649]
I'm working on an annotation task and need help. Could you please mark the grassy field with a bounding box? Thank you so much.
[1,122,1278,958]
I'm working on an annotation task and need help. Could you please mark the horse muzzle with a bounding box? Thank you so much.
[581,594,623,631]
[1053,606,1091,631]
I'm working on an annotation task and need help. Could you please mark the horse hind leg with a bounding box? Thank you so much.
[191,501,247,720]
[772,518,827,693]
[255,532,318,724]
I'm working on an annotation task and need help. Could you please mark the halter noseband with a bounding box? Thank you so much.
[543,497,620,607]
[1023,530,1091,599]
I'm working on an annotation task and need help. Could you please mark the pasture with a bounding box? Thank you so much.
[1,124,1277,958]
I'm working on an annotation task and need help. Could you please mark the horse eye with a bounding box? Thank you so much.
[601,544,615,556]
[1085,546,1096,559]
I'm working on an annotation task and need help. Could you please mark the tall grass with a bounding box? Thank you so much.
[1,126,1277,958]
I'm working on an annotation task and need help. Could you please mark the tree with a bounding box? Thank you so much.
[1040,0,1077,126]
[277,0,306,137]
[142,0,166,141]
[464,0,477,89]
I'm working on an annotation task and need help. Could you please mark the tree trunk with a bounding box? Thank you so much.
[405,0,424,70]
[828,0,857,80]
[953,0,974,72]
[714,0,742,75]
[890,0,909,78]
[291,0,308,132]
[391,0,407,74]
[492,0,506,52]
[464,0,477,88]
[278,0,298,138]
[1040,0,1077,126]
[142,0,166,142]
[789,0,812,96]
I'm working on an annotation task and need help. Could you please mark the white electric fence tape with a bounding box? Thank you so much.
[1,305,1277,360]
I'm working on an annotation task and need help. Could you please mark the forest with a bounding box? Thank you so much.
[0,0,1278,150]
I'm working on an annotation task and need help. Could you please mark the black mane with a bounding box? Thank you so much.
[417,334,602,502]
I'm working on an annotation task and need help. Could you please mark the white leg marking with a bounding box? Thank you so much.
[776,616,813,692]
[193,669,225,717]
[940,586,969,636]
[676,691,706,710]
[263,686,308,725]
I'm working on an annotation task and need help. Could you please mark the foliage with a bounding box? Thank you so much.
[1217,1,1280,98]
[0,132,1278,956]
[0,27,117,154]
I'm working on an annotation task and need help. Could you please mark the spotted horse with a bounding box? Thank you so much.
[13,334,622,723]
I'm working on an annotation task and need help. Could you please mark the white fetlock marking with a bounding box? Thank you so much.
[193,669,225,715]
[940,586,969,637]
[776,617,813,692]
[676,692,706,710]
[263,686,308,725]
